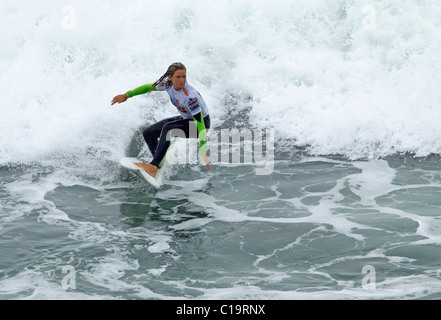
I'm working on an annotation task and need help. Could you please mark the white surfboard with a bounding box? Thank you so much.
[120,157,162,189]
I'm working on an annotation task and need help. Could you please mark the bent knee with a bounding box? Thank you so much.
[143,124,157,137]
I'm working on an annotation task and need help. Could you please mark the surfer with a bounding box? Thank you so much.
[111,62,211,178]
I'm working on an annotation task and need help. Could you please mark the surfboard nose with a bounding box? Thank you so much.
[120,157,162,189]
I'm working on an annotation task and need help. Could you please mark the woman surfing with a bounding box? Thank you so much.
[111,62,211,178]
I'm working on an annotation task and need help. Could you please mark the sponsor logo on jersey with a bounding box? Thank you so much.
[171,97,187,112]
[188,97,199,111]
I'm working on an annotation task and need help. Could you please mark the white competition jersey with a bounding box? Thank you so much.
[156,79,209,120]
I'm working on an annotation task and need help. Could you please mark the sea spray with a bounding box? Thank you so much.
[1,0,440,170]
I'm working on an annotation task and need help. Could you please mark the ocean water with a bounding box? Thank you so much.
[1,0,441,301]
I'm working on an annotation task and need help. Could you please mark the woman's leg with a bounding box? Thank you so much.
[151,114,211,167]
[150,118,191,167]
[142,116,182,157]
[138,115,211,177]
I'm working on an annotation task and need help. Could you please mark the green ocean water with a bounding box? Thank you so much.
[2,150,441,300]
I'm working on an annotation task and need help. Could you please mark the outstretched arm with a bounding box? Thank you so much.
[111,83,157,105]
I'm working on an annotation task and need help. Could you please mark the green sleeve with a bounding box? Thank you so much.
[125,83,156,98]
[193,112,208,155]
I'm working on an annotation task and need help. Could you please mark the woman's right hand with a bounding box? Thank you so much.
[200,153,211,170]
[111,94,128,105]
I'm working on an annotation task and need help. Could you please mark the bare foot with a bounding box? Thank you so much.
[135,163,158,178]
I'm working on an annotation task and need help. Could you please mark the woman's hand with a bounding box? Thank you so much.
[111,94,128,105]
[201,154,211,170]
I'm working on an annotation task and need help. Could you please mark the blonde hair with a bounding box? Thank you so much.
[148,62,186,93]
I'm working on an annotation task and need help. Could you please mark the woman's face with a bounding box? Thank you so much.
[170,69,186,91]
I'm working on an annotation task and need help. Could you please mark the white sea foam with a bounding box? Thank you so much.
[1,0,441,170]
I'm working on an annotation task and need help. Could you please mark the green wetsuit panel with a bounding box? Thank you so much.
[193,112,207,155]
[125,83,157,98]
